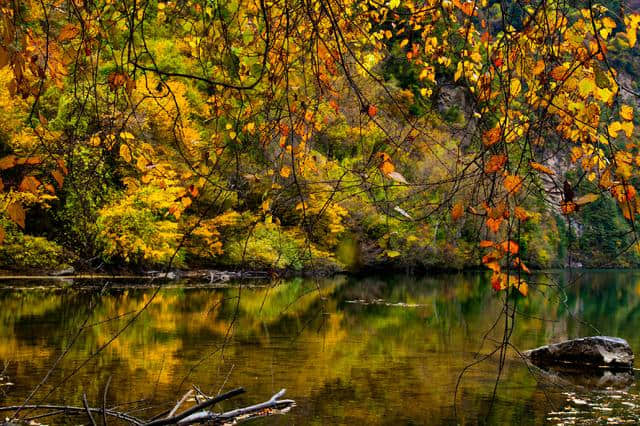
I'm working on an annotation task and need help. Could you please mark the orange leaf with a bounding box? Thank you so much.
[454,0,475,15]
[550,65,568,81]
[58,24,80,42]
[504,175,523,194]
[532,60,545,76]
[561,201,577,214]
[18,176,40,194]
[530,161,555,175]
[451,202,464,221]
[57,159,69,175]
[483,127,501,146]
[6,202,25,229]
[514,257,531,274]
[500,240,519,254]
[376,152,395,175]
[367,105,378,118]
[485,261,501,272]
[479,240,494,248]
[51,170,64,188]
[0,155,16,170]
[0,226,4,244]
[491,272,508,291]
[485,155,507,173]
[486,217,503,233]
[514,206,530,221]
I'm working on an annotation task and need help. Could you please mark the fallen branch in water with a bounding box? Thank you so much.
[176,389,295,425]
[0,386,296,425]
[0,404,145,424]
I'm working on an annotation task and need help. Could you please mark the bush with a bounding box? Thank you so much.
[0,220,67,270]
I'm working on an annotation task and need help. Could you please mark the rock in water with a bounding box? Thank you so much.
[524,336,634,369]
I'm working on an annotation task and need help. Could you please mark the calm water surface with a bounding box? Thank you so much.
[1,271,640,424]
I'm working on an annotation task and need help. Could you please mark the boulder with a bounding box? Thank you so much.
[524,336,634,369]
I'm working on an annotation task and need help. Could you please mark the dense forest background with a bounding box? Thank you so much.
[1,0,640,275]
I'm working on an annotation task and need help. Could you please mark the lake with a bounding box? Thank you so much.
[1,270,640,424]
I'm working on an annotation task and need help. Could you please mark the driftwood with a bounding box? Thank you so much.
[0,387,295,425]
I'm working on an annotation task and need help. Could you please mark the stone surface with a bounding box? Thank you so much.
[524,336,634,368]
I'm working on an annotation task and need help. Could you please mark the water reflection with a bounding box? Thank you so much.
[0,271,639,424]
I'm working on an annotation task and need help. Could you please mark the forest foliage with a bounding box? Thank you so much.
[0,0,640,292]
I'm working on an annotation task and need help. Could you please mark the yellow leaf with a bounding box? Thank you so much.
[516,280,528,296]
[386,250,401,258]
[136,156,148,171]
[120,144,132,162]
[510,78,522,96]
[608,121,622,138]
[261,199,270,213]
[399,39,409,48]
[280,165,292,178]
[621,105,634,121]
[181,197,192,208]
[628,22,638,47]
[602,17,617,29]
[578,78,595,98]
[120,131,135,140]
[454,61,464,82]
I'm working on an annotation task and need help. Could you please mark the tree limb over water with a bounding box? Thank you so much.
[0,387,295,425]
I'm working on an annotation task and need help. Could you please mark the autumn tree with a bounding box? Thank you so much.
[0,0,638,281]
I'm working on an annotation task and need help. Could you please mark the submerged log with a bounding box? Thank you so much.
[524,336,634,369]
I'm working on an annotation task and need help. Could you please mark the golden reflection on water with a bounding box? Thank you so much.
[1,271,640,424]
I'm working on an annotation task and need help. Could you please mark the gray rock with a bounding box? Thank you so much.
[524,336,634,368]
